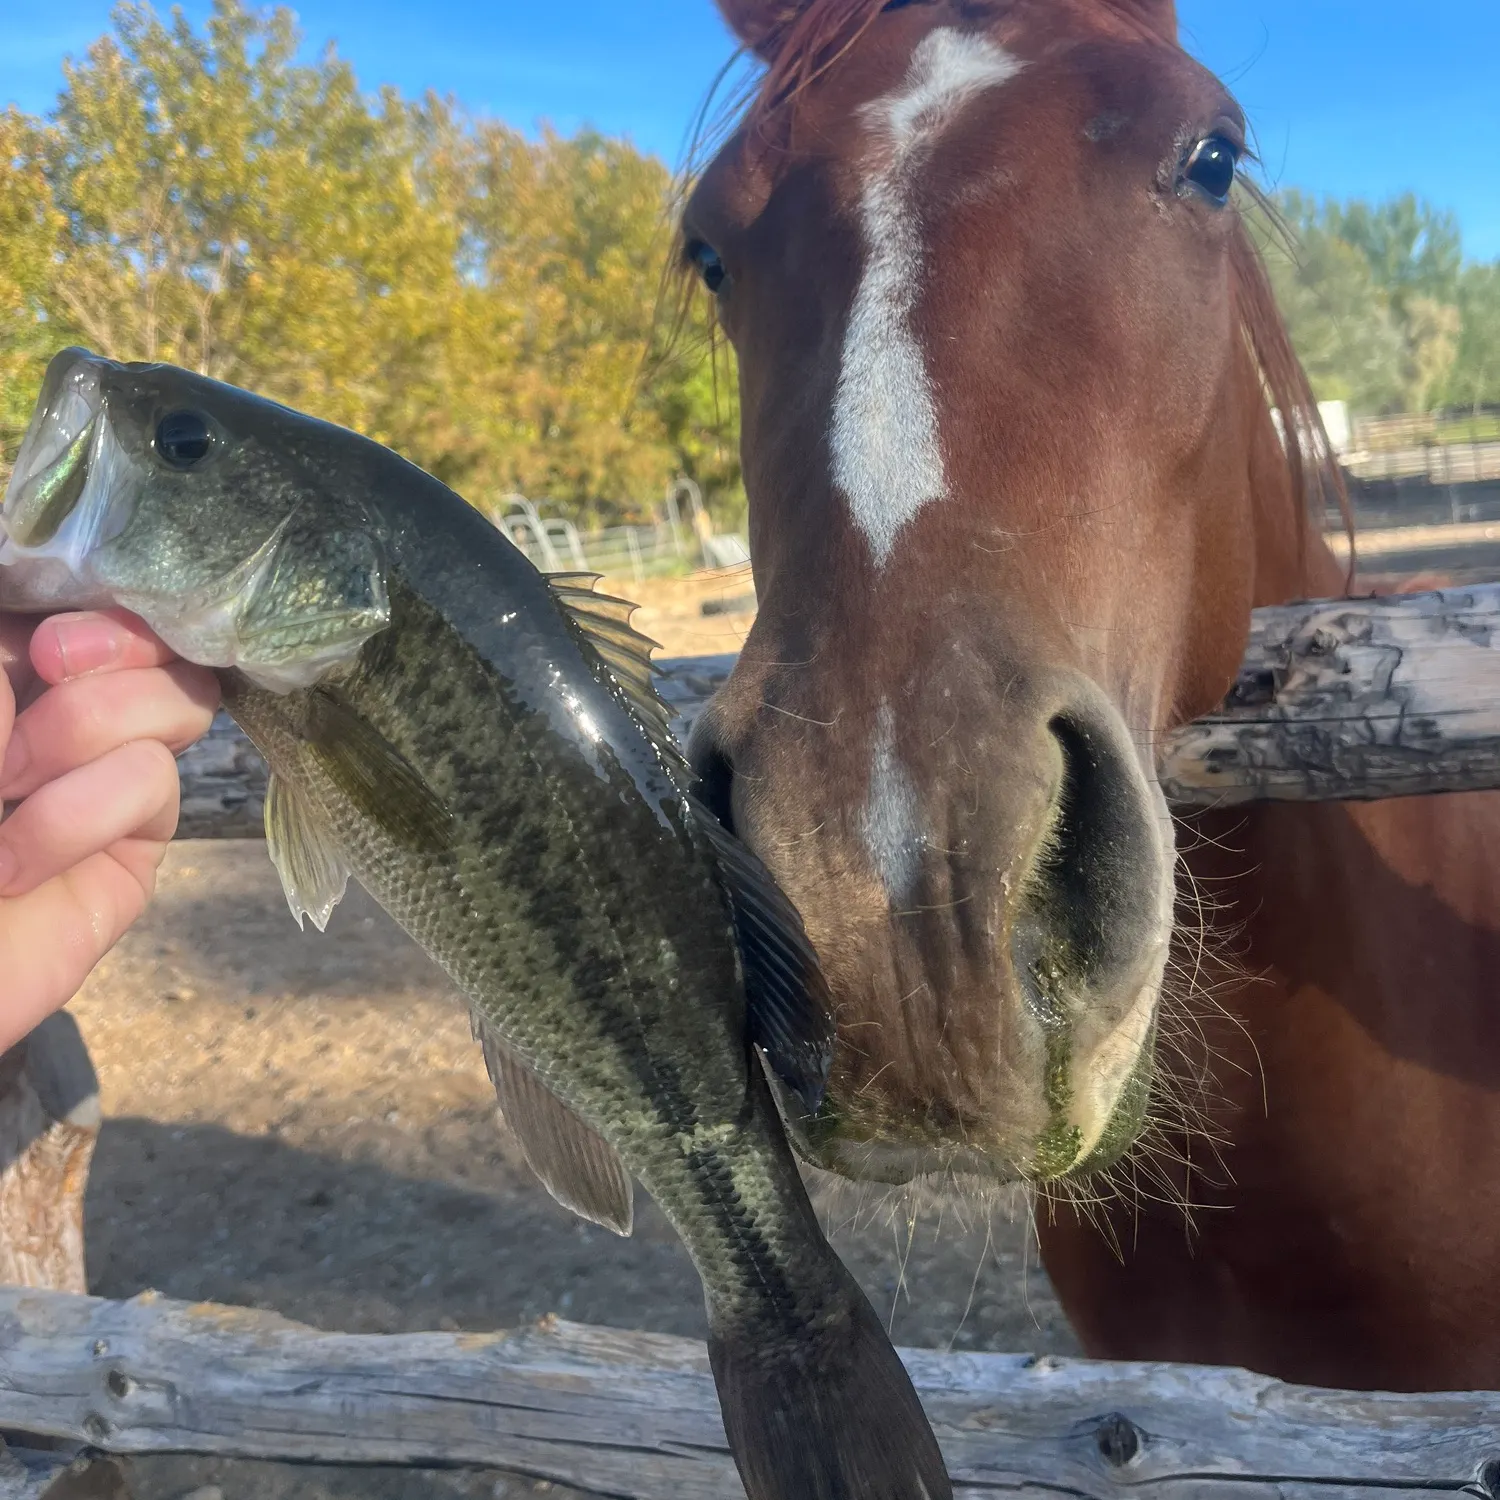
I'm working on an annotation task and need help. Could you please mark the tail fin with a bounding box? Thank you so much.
[708,1264,952,1500]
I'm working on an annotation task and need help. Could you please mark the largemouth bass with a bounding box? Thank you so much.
[1,349,952,1500]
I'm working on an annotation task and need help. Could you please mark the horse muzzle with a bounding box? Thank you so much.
[693,650,1174,1185]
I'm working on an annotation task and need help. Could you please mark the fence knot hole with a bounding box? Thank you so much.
[105,1366,133,1400]
[1096,1411,1142,1468]
[1474,1457,1500,1497]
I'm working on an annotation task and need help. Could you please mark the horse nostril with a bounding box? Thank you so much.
[1023,710,1159,982]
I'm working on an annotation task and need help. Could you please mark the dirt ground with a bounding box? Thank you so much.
[605,567,758,660]
[64,571,1079,1500]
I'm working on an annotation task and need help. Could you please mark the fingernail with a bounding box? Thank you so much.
[54,617,123,678]
[0,842,15,892]
[0,731,28,792]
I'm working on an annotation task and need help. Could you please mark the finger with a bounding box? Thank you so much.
[0,847,161,1053]
[0,614,39,705]
[30,609,186,685]
[0,740,180,897]
[0,664,13,776]
[0,662,219,799]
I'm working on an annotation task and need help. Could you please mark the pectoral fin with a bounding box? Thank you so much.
[472,1015,634,1237]
[691,800,836,1115]
[304,687,453,852]
[265,773,350,932]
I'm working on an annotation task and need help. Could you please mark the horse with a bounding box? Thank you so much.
[681,0,1500,1393]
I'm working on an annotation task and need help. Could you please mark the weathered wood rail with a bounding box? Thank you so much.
[11,584,1500,1495]
[174,585,1500,837]
[2,1286,1499,1498]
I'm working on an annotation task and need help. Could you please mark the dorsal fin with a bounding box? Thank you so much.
[690,800,836,1115]
[545,573,679,747]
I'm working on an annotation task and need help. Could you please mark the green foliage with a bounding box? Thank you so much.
[7,0,1497,504]
[1249,188,1500,417]
[0,0,740,525]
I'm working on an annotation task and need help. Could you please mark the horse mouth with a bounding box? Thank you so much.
[777,965,1164,1188]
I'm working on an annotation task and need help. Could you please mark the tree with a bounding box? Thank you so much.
[0,111,64,459]
[1249,191,1408,412]
[1447,264,1500,413]
[1254,189,1496,417]
[0,0,741,528]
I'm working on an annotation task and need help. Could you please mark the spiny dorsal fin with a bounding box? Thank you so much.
[690,800,836,1115]
[472,1013,634,1236]
[545,573,678,745]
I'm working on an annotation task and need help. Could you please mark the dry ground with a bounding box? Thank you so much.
[66,571,1078,1499]
[74,848,1077,1499]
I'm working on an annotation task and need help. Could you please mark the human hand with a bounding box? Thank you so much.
[0,610,220,1053]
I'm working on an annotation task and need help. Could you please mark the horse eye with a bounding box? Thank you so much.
[689,240,728,295]
[154,410,214,469]
[1182,135,1239,204]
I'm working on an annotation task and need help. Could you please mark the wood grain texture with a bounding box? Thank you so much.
[174,586,1500,833]
[1159,584,1500,805]
[2,1288,1499,1497]
[0,1017,100,1295]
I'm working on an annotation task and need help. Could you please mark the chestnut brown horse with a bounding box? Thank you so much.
[683,0,1500,1392]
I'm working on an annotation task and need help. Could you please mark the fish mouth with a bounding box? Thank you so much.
[0,349,133,611]
[3,349,105,544]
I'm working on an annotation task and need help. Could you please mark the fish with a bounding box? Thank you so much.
[0,348,953,1500]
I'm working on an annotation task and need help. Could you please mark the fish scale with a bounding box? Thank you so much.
[226,571,826,1324]
[0,346,954,1500]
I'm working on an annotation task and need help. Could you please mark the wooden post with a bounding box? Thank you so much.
[0,1013,100,1293]
[0,1017,122,1499]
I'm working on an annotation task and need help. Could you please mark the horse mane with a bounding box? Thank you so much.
[702,0,1350,561]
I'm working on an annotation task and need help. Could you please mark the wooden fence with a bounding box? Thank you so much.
[173,584,1500,840]
[5,1287,1500,1498]
[9,584,1500,1496]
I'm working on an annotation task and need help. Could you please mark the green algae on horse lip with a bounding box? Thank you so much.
[0,346,954,1500]
[1027,952,1085,1181]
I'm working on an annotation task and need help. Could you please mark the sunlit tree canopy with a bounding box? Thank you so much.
[0,0,736,527]
[2,0,1496,534]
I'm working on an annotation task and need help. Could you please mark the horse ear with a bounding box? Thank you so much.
[716,0,813,58]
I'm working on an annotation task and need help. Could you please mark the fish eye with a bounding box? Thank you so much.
[154,409,215,469]
[1181,134,1240,205]
[687,239,728,295]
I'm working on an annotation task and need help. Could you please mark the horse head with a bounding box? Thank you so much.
[685,0,1340,1185]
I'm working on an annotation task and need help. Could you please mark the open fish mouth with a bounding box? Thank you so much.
[3,349,104,546]
[0,348,128,611]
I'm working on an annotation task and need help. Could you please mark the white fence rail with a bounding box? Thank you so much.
[494,480,749,582]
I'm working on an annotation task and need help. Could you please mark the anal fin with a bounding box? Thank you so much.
[472,1014,634,1236]
[265,773,350,932]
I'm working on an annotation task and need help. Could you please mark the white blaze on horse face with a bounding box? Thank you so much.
[831,28,1024,569]
[863,701,924,904]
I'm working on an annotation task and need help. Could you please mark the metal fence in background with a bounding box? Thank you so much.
[494,479,750,582]
[1343,441,1500,485]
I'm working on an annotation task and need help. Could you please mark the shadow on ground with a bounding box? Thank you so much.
[66,844,1078,1498]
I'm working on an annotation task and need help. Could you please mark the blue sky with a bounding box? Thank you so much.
[5,1,1497,258]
